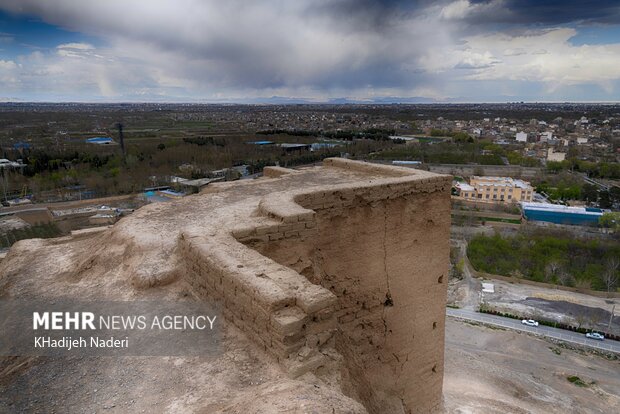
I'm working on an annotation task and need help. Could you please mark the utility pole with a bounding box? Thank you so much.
[116,122,126,162]
[0,168,8,203]
[608,303,615,332]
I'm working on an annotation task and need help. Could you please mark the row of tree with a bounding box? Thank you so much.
[256,128,396,141]
[547,159,620,180]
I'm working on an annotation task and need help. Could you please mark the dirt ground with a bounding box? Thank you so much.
[0,322,366,414]
[443,318,620,414]
[0,216,29,233]
[2,317,618,414]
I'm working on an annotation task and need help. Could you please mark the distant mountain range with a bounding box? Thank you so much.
[240,96,438,104]
[0,95,438,104]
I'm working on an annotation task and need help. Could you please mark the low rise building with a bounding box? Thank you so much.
[521,202,604,226]
[455,176,534,203]
[547,148,566,162]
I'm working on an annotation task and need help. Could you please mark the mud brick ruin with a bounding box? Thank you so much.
[1,158,451,413]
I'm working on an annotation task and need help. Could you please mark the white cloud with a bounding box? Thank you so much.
[0,59,20,86]
[0,59,18,70]
[460,28,620,90]
[439,0,510,22]
[455,51,502,69]
[57,42,94,50]
[440,0,472,20]
[503,48,526,56]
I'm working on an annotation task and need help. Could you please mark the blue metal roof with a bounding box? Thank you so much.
[86,137,113,143]
[247,140,275,145]
[13,142,32,149]
[521,202,603,226]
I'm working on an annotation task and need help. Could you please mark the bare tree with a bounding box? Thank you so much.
[557,270,573,287]
[545,261,561,283]
[604,257,619,294]
[575,312,588,330]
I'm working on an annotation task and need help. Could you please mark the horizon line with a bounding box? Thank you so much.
[2,100,620,105]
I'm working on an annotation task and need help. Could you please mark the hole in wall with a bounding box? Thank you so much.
[384,292,394,307]
[432,364,437,373]
[433,322,437,329]
[438,275,443,284]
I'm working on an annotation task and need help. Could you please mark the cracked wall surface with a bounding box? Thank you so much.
[0,158,451,414]
[244,159,451,413]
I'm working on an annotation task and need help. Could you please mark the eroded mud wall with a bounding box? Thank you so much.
[253,187,450,413]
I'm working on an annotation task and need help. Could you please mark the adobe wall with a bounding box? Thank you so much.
[179,221,339,377]
[239,159,452,413]
[0,158,450,413]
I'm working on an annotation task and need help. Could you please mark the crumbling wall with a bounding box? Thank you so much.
[0,158,450,414]
[242,159,451,413]
[311,191,449,414]
[179,229,339,377]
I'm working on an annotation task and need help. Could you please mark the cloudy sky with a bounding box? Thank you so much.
[1,0,620,102]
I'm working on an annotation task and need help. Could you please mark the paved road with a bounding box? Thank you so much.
[0,194,136,215]
[578,172,610,191]
[447,307,620,354]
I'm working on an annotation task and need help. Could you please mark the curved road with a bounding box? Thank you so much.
[447,307,620,354]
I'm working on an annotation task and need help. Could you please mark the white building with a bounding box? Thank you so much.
[540,131,553,142]
[0,159,25,169]
[547,148,566,162]
[516,131,528,142]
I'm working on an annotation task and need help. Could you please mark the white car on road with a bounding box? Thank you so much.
[521,319,539,327]
[585,332,604,340]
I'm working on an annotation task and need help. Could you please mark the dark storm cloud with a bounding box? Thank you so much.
[0,0,446,93]
[305,0,423,30]
[1,0,620,101]
[465,0,620,25]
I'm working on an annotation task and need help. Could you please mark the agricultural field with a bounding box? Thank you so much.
[0,104,398,201]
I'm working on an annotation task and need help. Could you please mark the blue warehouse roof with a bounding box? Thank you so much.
[86,137,114,143]
[521,202,604,226]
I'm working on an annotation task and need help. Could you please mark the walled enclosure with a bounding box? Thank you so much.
[0,158,451,414]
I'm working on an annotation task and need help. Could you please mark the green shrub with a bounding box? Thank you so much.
[567,376,588,387]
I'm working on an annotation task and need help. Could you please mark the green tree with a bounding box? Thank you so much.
[581,183,598,204]
[599,190,612,209]
[609,186,620,206]
[599,212,620,230]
